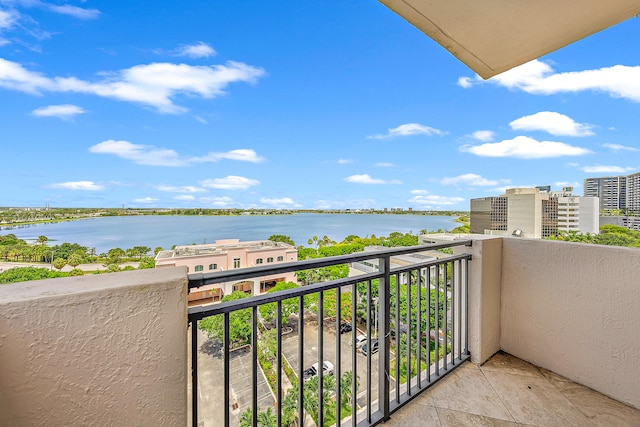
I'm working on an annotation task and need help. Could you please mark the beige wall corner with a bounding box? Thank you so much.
[500,239,640,409]
[0,267,188,426]
[458,236,503,364]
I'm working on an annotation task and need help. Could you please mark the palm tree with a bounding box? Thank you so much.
[340,370,359,408]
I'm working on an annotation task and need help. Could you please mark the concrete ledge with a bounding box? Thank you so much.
[0,267,188,426]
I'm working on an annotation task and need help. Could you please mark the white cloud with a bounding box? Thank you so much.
[582,165,635,174]
[602,143,638,152]
[175,42,216,58]
[89,140,264,166]
[46,4,100,19]
[460,136,591,159]
[200,196,234,207]
[47,181,104,191]
[375,162,395,167]
[344,174,402,184]
[337,159,352,164]
[200,176,259,190]
[157,185,206,193]
[133,197,158,204]
[509,111,594,137]
[174,195,195,201]
[0,58,264,113]
[470,130,494,142]
[192,148,265,163]
[408,190,464,207]
[31,104,86,119]
[89,140,186,166]
[0,9,18,30]
[459,59,640,103]
[260,197,300,207]
[440,173,499,187]
[457,76,473,89]
[367,123,444,140]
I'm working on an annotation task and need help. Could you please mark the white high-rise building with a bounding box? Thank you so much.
[471,187,599,239]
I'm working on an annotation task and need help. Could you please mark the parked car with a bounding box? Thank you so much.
[361,339,379,355]
[352,334,367,349]
[303,361,334,381]
[339,322,352,334]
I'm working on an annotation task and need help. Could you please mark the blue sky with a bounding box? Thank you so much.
[1,1,639,210]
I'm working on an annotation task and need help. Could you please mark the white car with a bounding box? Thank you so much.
[303,361,334,381]
[352,334,367,349]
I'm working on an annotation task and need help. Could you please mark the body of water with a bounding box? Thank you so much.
[1,213,459,254]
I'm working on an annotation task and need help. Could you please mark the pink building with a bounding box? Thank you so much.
[155,239,297,305]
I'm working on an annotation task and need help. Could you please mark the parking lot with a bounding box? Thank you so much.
[188,329,274,427]
[282,321,386,410]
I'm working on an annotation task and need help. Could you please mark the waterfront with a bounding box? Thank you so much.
[1,213,459,254]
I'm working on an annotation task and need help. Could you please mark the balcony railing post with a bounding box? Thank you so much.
[378,255,391,422]
[190,320,198,427]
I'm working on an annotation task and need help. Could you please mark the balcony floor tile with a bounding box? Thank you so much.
[383,351,640,427]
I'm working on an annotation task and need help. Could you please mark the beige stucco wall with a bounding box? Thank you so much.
[456,236,502,364]
[499,238,640,409]
[0,267,188,426]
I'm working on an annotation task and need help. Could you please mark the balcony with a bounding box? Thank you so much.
[1,236,639,426]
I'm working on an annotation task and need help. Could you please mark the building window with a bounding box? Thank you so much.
[233,258,241,269]
[195,265,204,272]
[208,263,217,270]
[256,258,263,264]
[267,257,274,263]
[277,256,283,262]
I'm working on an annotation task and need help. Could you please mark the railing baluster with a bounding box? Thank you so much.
[394,272,400,404]
[416,267,422,389]
[277,300,283,427]
[351,282,357,427]
[319,291,324,427]
[451,260,456,365]
[336,285,342,425]
[378,255,391,423]
[191,320,198,427]
[252,306,258,425]
[224,313,230,427]
[444,262,449,371]
[427,265,431,384]
[457,259,462,362]
[366,279,372,422]
[435,263,440,376]
[298,296,304,426]
[406,270,411,397]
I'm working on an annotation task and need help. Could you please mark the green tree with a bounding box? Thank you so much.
[138,256,155,269]
[240,407,276,427]
[67,253,84,269]
[198,291,252,346]
[154,246,164,255]
[259,281,302,325]
[107,248,125,264]
[68,268,84,276]
[268,234,295,247]
[53,258,67,271]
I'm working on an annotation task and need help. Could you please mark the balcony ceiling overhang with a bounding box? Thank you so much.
[379,0,640,79]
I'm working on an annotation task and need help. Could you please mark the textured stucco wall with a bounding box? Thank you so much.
[500,238,640,409]
[0,267,188,426]
[456,236,502,364]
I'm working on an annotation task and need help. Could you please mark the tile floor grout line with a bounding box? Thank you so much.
[478,365,521,425]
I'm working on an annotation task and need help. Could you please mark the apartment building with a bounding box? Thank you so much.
[584,172,640,213]
[155,239,297,305]
[470,187,599,239]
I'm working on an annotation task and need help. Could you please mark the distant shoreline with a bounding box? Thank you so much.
[1,208,469,229]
